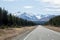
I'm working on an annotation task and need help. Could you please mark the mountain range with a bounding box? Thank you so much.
[19,13,56,24]
[19,13,40,21]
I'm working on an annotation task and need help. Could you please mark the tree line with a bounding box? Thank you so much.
[0,7,36,28]
[48,16,60,27]
[44,15,60,27]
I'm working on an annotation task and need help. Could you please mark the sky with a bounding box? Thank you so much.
[0,0,60,15]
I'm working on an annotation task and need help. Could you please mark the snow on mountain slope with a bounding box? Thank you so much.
[19,13,41,21]
[19,13,56,22]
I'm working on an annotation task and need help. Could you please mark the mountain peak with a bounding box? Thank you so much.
[19,13,42,21]
[19,12,56,21]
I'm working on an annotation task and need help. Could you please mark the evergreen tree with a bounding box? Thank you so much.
[0,7,3,25]
[0,7,36,28]
[49,16,60,26]
[2,9,8,25]
[8,14,13,26]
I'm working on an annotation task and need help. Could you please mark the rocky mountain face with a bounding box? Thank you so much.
[19,13,56,24]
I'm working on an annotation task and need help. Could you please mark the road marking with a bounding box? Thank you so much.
[48,34,50,36]
[24,31,32,40]
[24,26,60,40]
[24,27,38,40]
[51,39,54,40]
[39,38,42,40]
[24,30,34,40]
[44,26,60,35]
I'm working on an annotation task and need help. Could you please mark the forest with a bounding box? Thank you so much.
[44,15,60,27]
[49,16,60,27]
[0,7,36,28]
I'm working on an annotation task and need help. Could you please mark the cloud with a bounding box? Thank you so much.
[3,0,15,2]
[36,16,41,19]
[24,6,33,9]
[41,0,60,5]
[44,8,60,11]
[35,0,60,13]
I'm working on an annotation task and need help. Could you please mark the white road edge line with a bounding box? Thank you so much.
[24,25,60,40]
[24,26,38,40]
[43,26,60,35]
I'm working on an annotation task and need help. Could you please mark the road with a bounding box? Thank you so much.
[10,28,35,40]
[11,25,60,40]
[10,31,30,40]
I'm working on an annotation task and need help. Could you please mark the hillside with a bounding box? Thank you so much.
[49,15,60,26]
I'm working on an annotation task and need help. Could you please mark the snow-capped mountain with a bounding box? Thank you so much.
[39,15,56,22]
[19,12,56,22]
[19,13,56,24]
[34,15,56,25]
[19,13,41,21]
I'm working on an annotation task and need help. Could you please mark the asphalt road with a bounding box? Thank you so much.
[24,25,60,40]
[11,25,60,40]
[10,29,34,40]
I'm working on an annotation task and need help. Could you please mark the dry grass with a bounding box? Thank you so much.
[45,25,60,32]
[0,26,35,40]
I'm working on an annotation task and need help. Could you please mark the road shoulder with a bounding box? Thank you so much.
[0,26,36,40]
[45,25,60,32]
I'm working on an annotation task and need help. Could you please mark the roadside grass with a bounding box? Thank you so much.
[0,26,35,40]
[45,25,60,32]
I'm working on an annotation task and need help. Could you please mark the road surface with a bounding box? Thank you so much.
[11,25,60,40]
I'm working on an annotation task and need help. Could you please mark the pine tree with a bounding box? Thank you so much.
[2,9,8,25]
[0,7,3,25]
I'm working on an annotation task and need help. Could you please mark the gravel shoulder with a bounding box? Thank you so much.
[45,25,60,32]
[0,26,36,40]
